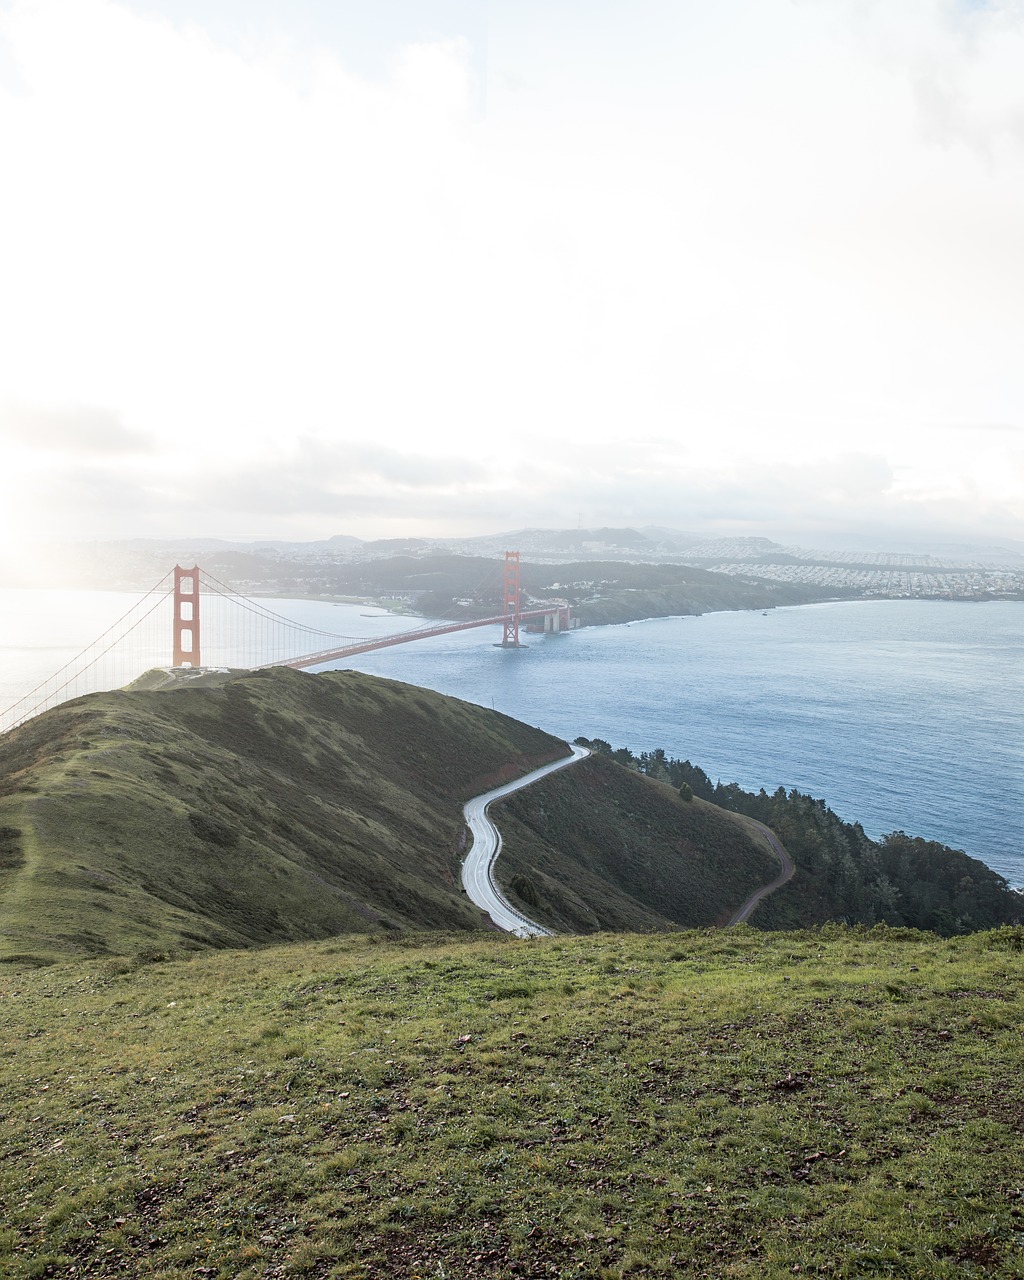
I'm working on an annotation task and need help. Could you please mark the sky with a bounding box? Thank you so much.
[1,0,1023,553]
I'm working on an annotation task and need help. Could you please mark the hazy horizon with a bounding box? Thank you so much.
[2,0,1022,561]
[21,519,1024,563]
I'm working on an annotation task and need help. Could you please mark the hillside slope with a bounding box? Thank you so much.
[575,743,1024,936]
[0,670,776,963]
[0,669,567,963]
[2,927,1022,1278]
[490,754,779,932]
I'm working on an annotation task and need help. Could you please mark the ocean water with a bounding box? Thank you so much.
[2,590,1021,888]
[320,599,1024,889]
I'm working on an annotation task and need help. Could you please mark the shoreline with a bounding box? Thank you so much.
[2,593,1021,890]
[574,593,1024,632]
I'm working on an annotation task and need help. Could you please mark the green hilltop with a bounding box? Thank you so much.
[0,668,780,966]
[1,667,1020,967]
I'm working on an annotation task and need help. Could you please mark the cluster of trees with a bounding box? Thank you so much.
[576,738,1023,935]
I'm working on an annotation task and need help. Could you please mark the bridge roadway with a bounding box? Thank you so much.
[268,608,568,671]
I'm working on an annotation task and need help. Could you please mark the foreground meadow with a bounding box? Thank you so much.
[2,926,1022,1278]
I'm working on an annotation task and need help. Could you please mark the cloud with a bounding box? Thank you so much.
[178,439,490,514]
[8,458,165,544]
[946,421,1024,434]
[0,402,154,455]
[6,425,1020,548]
[153,442,1024,544]
[1,1,1022,550]
[835,0,1024,157]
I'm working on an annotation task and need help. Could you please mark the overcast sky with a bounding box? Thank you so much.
[2,0,1023,551]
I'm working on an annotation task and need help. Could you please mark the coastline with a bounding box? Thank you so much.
[2,590,1021,889]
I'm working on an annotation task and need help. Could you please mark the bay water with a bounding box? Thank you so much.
[2,589,1021,889]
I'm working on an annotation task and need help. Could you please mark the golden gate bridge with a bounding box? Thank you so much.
[1,552,575,736]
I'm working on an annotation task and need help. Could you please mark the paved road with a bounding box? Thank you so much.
[461,744,590,937]
[727,819,795,924]
[461,744,790,934]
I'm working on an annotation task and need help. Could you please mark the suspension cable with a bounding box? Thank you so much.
[0,570,175,733]
[2,557,518,735]
[197,569,363,643]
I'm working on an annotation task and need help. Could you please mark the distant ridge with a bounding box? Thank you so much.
[19,526,1024,602]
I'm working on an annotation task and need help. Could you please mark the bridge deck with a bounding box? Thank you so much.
[266,609,566,670]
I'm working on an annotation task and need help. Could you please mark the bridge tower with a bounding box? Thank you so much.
[501,550,522,648]
[173,565,202,667]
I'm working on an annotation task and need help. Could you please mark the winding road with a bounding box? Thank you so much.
[460,744,590,936]
[726,819,795,924]
[460,745,794,936]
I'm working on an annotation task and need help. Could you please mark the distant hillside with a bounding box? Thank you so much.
[18,527,1024,603]
[518,559,837,625]
[571,741,1024,936]
[0,669,777,964]
[484,752,780,933]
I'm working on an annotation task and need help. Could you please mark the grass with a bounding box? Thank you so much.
[2,925,1023,1277]
[0,669,779,965]
[496,756,778,932]
[0,669,569,963]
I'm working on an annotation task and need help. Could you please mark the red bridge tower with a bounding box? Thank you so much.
[173,565,201,667]
[501,550,522,648]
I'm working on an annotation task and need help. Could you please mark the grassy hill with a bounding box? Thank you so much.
[571,743,1024,937]
[0,668,564,963]
[2,926,1022,1277]
[490,753,780,933]
[0,669,777,965]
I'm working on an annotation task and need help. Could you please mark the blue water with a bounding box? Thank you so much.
[2,591,1021,888]
[313,600,1024,889]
